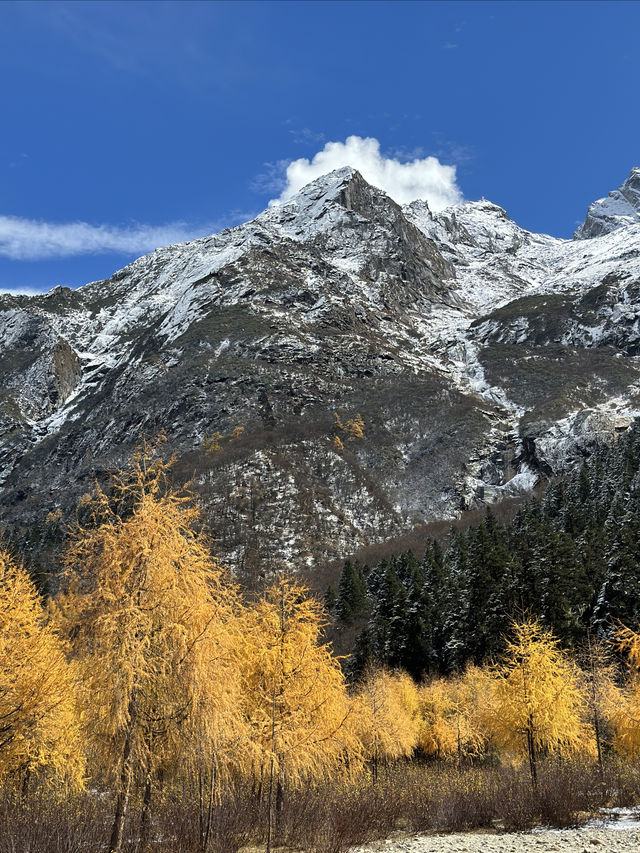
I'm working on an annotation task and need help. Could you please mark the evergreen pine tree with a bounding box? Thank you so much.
[335,560,368,626]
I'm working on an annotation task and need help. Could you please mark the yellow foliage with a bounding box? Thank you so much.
[229,425,245,442]
[419,666,489,762]
[333,436,344,452]
[45,507,63,525]
[486,620,592,773]
[333,411,365,441]
[0,545,83,789]
[54,444,247,795]
[610,625,640,758]
[344,413,365,441]
[578,636,620,766]
[240,577,361,787]
[202,425,244,453]
[202,431,223,453]
[353,668,420,771]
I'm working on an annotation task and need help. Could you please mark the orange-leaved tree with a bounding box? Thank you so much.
[54,442,246,853]
[486,619,590,788]
[0,543,83,791]
[418,665,489,766]
[240,577,360,853]
[609,624,640,759]
[578,634,619,775]
[353,667,420,782]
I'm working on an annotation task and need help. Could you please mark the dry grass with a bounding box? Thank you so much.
[1,758,639,853]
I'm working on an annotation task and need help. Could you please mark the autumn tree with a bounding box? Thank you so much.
[353,667,420,781]
[609,624,640,759]
[333,411,365,442]
[343,413,365,441]
[578,634,619,775]
[486,619,590,788]
[202,431,223,453]
[418,666,488,766]
[0,544,83,791]
[54,443,245,853]
[240,577,359,852]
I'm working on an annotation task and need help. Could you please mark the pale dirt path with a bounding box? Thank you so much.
[350,826,640,853]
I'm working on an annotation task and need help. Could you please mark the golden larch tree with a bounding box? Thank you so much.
[353,667,420,781]
[0,544,83,791]
[609,624,640,759]
[54,443,246,853]
[486,619,590,787]
[343,414,365,441]
[418,665,489,766]
[240,577,360,852]
[578,634,620,774]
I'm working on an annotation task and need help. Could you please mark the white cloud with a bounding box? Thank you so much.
[0,286,44,296]
[0,215,225,261]
[271,135,463,211]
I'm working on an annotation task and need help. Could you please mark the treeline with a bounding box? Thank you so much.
[5,434,640,851]
[329,419,640,679]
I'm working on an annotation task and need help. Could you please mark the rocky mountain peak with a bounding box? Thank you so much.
[574,166,640,239]
[261,167,410,239]
[3,168,640,578]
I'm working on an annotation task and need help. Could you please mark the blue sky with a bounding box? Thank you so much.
[1,0,638,293]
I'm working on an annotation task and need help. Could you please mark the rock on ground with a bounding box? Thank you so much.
[351,826,640,853]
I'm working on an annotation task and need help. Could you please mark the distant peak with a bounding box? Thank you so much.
[272,166,363,209]
[259,167,403,241]
[295,167,375,207]
[574,167,640,240]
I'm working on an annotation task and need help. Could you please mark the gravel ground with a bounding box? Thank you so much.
[350,827,640,852]
[350,811,640,853]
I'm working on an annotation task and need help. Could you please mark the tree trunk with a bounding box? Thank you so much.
[109,729,134,853]
[594,707,604,779]
[266,753,275,853]
[198,769,205,848]
[139,762,153,852]
[109,694,137,853]
[526,719,538,792]
[275,763,285,833]
[20,766,31,805]
[587,634,605,781]
[202,755,216,853]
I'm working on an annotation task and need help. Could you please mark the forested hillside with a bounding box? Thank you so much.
[329,419,640,679]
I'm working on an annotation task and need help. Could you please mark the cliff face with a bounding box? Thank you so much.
[2,167,640,577]
[574,167,640,239]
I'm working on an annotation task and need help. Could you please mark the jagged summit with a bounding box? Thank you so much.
[574,166,640,239]
[260,167,410,240]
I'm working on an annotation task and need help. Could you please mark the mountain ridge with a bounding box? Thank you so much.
[1,167,640,578]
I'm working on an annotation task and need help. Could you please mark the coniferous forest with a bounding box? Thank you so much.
[329,419,640,680]
[3,429,640,852]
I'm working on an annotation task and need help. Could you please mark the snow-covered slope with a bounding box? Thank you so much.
[574,167,640,239]
[1,167,640,575]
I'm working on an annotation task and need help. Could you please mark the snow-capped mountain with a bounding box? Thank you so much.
[2,167,640,575]
[574,167,640,239]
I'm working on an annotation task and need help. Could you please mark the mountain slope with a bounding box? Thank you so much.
[574,167,640,239]
[2,167,640,576]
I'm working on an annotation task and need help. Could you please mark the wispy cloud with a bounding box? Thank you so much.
[288,127,326,145]
[0,212,250,261]
[269,135,463,211]
[250,160,291,195]
[430,133,475,168]
[0,285,45,297]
